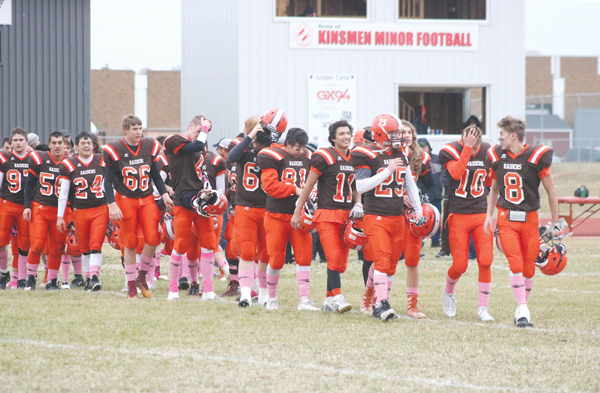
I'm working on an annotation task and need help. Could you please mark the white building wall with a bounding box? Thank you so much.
[183,0,525,152]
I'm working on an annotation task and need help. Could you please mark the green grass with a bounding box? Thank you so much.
[1,237,599,392]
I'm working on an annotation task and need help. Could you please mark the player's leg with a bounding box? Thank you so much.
[316,220,351,313]
[471,213,494,321]
[184,242,200,296]
[444,214,472,317]
[212,215,229,279]
[289,224,318,310]
[359,234,377,314]
[521,211,540,304]
[136,196,162,298]
[234,206,262,307]
[168,206,194,300]
[115,194,142,299]
[256,214,270,304]
[88,206,109,291]
[385,216,405,318]
[194,215,219,300]
[10,233,20,289]
[46,208,68,290]
[263,213,292,310]
[25,203,51,289]
[403,217,425,319]
[0,205,20,289]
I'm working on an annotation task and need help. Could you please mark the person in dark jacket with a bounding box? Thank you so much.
[411,105,429,135]
[417,138,443,247]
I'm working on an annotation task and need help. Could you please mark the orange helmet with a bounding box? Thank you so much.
[65,225,81,257]
[408,203,440,238]
[261,108,288,142]
[536,239,567,276]
[371,113,405,150]
[343,219,368,251]
[106,220,121,250]
[297,200,317,233]
[162,213,175,241]
[192,190,228,217]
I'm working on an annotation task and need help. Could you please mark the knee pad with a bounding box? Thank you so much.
[269,254,285,270]
[125,233,139,249]
[239,241,257,262]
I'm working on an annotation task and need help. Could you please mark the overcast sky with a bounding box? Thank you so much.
[90,0,600,72]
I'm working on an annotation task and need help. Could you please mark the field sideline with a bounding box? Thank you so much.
[1,236,598,392]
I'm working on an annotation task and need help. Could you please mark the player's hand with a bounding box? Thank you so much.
[386,158,404,173]
[483,214,494,236]
[109,202,123,221]
[200,117,212,131]
[227,207,234,220]
[166,185,175,196]
[56,217,67,233]
[249,123,263,139]
[162,193,174,211]
[403,195,413,209]
[295,187,303,196]
[546,221,564,238]
[349,203,363,219]
[290,211,302,230]
[463,127,479,148]
[23,208,32,222]
[414,209,423,221]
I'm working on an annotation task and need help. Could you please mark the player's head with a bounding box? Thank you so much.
[76,131,95,158]
[155,135,166,155]
[400,120,417,149]
[371,114,404,150]
[122,114,143,142]
[10,127,27,152]
[461,125,483,153]
[283,128,308,158]
[328,120,353,149]
[49,131,65,157]
[188,116,212,141]
[497,116,525,149]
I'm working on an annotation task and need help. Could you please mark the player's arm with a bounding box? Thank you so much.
[216,172,226,194]
[355,158,403,194]
[291,170,320,229]
[541,174,560,232]
[103,164,123,221]
[260,168,298,198]
[0,172,4,189]
[56,177,71,232]
[150,160,173,210]
[228,124,261,164]
[22,172,37,221]
[483,178,499,236]
[444,147,472,181]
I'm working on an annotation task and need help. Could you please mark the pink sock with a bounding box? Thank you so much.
[238,268,254,291]
[147,258,156,280]
[257,269,267,290]
[510,273,527,306]
[0,249,8,271]
[478,282,491,308]
[18,255,27,280]
[296,267,310,300]
[373,270,388,302]
[181,256,190,279]
[169,254,183,291]
[43,258,48,270]
[135,261,140,272]
[407,287,419,296]
[27,263,38,277]
[366,266,374,289]
[61,255,71,282]
[200,252,214,293]
[216,257,228,269]
[267,269,280,298]
[48,269,59,281]
[524,278,533,303]
[124,264,137,282]
[445,274,459,294]
[253,263,258,279]
[188,259,199,284]
[11,269,18,284]
[71,256,82,275]
[387,275,393,296]
[140,254,152,272]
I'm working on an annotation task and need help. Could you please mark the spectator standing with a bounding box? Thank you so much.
[417,138,443,247]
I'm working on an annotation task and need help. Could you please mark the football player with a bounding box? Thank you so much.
[291,120,361,313]
[56,132,109,291]
[163,115,218,301]
[484,116,559,327]
[351,114,422,321]
[439,126,494,321]
[258,127,319,311]
[103,115,173,299]
[22,131,67,290]
[0,128,31,289]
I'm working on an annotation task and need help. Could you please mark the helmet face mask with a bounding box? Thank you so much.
[536,237,568,275]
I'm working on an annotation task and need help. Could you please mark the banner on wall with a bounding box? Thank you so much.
[307,74,357,149]
[0,0,12,25]
[291,21,478,51]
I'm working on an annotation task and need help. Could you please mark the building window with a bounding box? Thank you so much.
[398,86,486,135]
[277,0,367,18]
[398,0,486,20]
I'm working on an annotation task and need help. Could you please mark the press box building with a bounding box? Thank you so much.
[182,0,523,151]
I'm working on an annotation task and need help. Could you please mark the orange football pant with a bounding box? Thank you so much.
[497,208,539,278]
[224,216,238,259]
[115,193,161,249]
[356,219,375,262]
[314,210,351,273]
[447,213,493,283]
[234,205,268,262]
[72,205,109,254]
[0,199,29,251]
[362,214,405,276]
[172,205,217,254]
[264,212,311,270]
[403,215,422,267]
[213,215,223,252]
[28,202,70,271]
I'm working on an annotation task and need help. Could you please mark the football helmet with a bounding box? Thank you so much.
[407,203,440,238]
[192,190,228,217]
[106,220,120,250]
[297,200,317,233]
[65,223,81,257]
[536,237,568,276]
[371,113,405,150]
[261,108,288,142]
[343,219,368,251]
[162,213,175,241]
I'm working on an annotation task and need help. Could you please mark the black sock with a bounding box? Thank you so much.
[362,261,373,285]
[228,258,239,279]
[327,268,341,293]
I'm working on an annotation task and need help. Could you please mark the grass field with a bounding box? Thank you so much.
[1,235,599,392]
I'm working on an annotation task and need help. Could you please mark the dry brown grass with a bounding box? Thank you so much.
[1,235,599,392]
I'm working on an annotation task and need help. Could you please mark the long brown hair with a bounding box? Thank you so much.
[401,120,423,177]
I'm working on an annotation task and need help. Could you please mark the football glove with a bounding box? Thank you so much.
[349,203,364,219]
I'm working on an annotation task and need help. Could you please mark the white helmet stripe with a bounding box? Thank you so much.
[271,108,285,127]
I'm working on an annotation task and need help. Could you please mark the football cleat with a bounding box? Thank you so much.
[360,286,375,314]
[127,281,138,299]
[0,271,10,290]
[9,280,18,289]
[297,298,320,311]
[147,278,156,290]
[61,281,71,290]
[372,300,397,322]
[178,277,190,291]
[218,265,230,281]
[477,307,494,322]
[201,291,222,301]
[45,278,60,291]
[514,304,533,328]
[443,292,457,318]
[188,282,200,296]
[71,274,85,288]
[258,290,268,307]
[89,275,102,292]
[407,295,426,319]
[221,280,240,298]
[238,298,251,308]
[135,272,152,298]
[167,291,180,301]
[25,275,36,291]
[331,294,352,314]
[84,278,92,291]
[266,297,279,310]
[17,279,26,289]
[321,297,335,312]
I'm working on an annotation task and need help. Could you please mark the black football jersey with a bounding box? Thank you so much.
[203,152,227,191]
[439,141,491,215]
[59,154,106,209]
[257,145,311,215]
[103,138,161,199]
[350,145,409,217]
[163,134,206,203]
[28,151,64,207]
[488,144,553,212]
[234,143,267,209]
[0,150,30,205]
[226,137,243,205]
[311,147,355,211]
